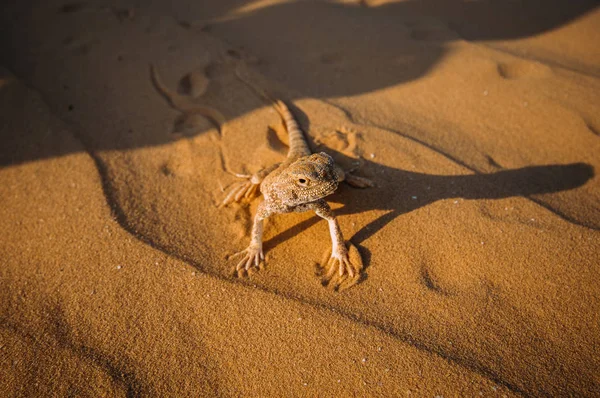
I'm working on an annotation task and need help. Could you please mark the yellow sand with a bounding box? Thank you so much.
[1,1,599,396]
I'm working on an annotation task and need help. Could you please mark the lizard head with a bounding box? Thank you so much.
[270,152,340,206]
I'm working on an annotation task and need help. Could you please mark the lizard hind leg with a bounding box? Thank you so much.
[344,172,374,188]
[335,165,374,188]
[220,163,280,207]
[221,177,259,207]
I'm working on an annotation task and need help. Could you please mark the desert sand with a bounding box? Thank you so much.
[1,0,599,396]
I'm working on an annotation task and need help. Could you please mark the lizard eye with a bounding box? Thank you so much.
[297,178,309,187]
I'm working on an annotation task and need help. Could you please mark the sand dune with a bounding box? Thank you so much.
[1,1,599,396]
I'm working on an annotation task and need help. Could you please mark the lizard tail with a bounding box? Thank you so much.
[272,100,311,158]
[150,64,226,135]
[234,65,310,158]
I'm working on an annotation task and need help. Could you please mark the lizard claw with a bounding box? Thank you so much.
[231,245,264,277]
[320,242,363,291]
[221,176,260,206]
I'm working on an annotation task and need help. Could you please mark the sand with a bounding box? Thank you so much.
[1,0,599,396]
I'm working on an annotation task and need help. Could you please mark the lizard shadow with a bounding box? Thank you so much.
[2,0,598,233]
[265,157,594,276]
[264,105,595,280]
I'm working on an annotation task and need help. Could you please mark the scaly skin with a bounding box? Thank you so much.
[224,98,372,290]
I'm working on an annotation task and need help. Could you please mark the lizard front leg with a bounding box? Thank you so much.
[314,200,363,290]
[231,201,270,276]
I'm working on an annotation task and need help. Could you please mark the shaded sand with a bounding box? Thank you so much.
[1,0,599,396]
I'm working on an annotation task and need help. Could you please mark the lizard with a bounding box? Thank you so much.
[223,74,372,290]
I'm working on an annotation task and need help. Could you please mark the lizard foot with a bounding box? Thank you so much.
[230,245,264,277]
[221,175,260,206]
[320,242,363,291]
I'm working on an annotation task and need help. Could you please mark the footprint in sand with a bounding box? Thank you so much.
[314,126,364,169]
[151,63,226,137]
[419,265,453,297]
[178,68,210,98]
[584,118,600,137]
[172,113,215,137]
[496,60,552,80]
[232,206,253,240]
[171,65,218,136]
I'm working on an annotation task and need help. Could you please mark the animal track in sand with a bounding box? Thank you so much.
[419,265,452,296]
[313,126,364,171]
[232,205,252,239]
[172,113,215,137]
[151,63,226,136]
[314,126,361,158]
[178,68,210,99]
[496,60,552,80]
[584,118,600,137]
